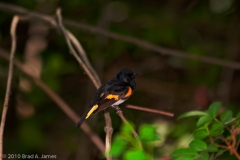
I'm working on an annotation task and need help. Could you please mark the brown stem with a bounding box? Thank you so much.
[0,48,105,153]
[114,106,143,149]
[221,136,240,159]
[0,2,240,69]
[55,9,113,158]
[104,111,113,160]
[126,105,174,117]
[0,16,19,159]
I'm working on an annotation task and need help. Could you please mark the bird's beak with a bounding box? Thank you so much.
[132,72,138,78]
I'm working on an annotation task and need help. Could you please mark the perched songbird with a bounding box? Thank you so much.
[77,68,137,128]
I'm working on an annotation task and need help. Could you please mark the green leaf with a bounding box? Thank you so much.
[189,140,207,151]
[236,112,240,119]
[178,111,209,119]
[220,110,232,122]
[175,157,194,160]
[196,151,209,160]
[207,101,222,118]
[124,149,146,160]
[121,123,133,135]
[139,124,156,142]
[194,129,208,139]
[170,148,198,158]
[196,116,213,128]
[209,121,224,136]
[109,136,127,157]
[206,144,218,152]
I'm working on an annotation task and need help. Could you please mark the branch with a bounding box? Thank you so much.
[126,105,174,117]
[56,9,101,89]
[221,136,240,159]
[0,2,240,69]
[55,9,113,159]
[104,111,113,160]
[0,16,19,159]
[0,48,105,153]
[114,106,142,149]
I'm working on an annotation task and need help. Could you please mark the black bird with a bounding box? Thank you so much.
[77,68,137,128]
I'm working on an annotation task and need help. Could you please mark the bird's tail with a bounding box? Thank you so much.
[76,104,99,128]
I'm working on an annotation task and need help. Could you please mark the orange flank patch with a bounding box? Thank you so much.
[86,104,98,119]
[105,94,119,100]
[124,86,132,98]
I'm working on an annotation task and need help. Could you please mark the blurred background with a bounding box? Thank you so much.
[0,0,240,159]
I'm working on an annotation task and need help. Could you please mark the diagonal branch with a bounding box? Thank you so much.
[0,2,240,69]
[55,9,113,159]
[56,9,101,89]
[0,48,105,153]
[114,106,142,149]
[0,16,19,159]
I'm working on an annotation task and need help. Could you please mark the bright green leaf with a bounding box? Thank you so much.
[178,111,209,119]
[209,121,225,136]
[121,123,133,135]
[175,157,194,160]
[170,148,198,158]
[109,136,127,157]
[210,121,224,132]
[189,139,207,151]
[220,110,232,122]
[207,101,222,118]
[196,116,213,128]
[139,124,156,142]
[194,129,208,139]
[206,144,218,152]
[124,149,146,160]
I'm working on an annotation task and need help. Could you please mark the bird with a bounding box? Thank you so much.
[77,68,137,128]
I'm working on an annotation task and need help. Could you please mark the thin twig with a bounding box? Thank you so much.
[56,9,100,89]
[0,2,240,69]
[55,9,113,159]
[220,136,240,159]
[0,16,19,159]
[0,48,105,153]
[114,106,143,149]
[126,105,174,117]
[104,111,113,160]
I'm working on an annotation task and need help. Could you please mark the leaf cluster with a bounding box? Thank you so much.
[171,102,240,160]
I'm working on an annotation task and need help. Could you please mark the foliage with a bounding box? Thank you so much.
[109,102,240,159]
[171,102,240,160]
[109,123,160,160]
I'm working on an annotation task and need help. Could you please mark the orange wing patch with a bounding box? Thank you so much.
[124,86,132,98]
[86,104,98,119]
[105,94,119,100]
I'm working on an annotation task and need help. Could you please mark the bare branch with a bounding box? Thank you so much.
[104,111,113,160]
[0,16,19,159]
[55,9,101,89]
[0,2,240,69]
[55,9,113,158]
[126,105,174,117]
[0,48,105,153]
[114,106,142,149]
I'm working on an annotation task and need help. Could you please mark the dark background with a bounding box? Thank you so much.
[0,0,239,159]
